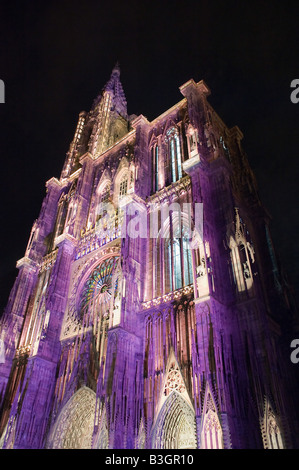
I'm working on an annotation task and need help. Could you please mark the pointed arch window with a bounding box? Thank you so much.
[169,237,182,291]
[95,182,111,225]
[167,128,182,183]
[166,218,193,294]
[119,173,128,198]
[152,143,159,192]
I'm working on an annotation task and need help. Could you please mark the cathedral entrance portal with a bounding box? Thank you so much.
[47,387,96,449]
[151,392,197,449]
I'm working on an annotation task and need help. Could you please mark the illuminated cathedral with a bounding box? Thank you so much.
[0,65,298,449]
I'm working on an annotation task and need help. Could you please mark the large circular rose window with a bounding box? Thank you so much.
[79,256,119,320]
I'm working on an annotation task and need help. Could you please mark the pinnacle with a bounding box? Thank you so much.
[112,61,121,75]
[91,63,128,118]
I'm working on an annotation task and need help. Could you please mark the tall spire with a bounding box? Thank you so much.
[92,63,128,119]
[87,64,129,157]
[103,63,127,118]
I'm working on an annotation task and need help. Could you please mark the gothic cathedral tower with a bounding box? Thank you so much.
[0,67,298,449]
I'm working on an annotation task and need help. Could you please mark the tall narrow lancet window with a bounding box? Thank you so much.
[182,227,193,287]
[167,127,183,183]
[168,237,182,292]
[151,143,159,193]
[95,182,111,225]
[154,144,159,192]
[165,215,193,294]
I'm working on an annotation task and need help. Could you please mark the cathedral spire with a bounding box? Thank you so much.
[92,63,128,119]
[87,64,129,157]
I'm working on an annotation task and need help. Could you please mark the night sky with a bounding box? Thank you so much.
[0,0,299,315]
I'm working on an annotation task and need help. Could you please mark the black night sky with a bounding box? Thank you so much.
[0,0,299,315]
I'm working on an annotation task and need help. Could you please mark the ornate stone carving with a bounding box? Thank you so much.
[47,387,96,449]
[152,391,196,449]
[164,362,186,396]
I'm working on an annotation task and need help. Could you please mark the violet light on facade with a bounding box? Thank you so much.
[0,66,298,449]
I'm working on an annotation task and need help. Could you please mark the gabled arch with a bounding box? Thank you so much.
[200,384,223,449]
[47,386,96,449]
[155,349,194,423]
[261,399,284,449]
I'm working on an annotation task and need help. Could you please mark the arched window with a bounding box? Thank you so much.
[165,218,193,294]
[169,238,182,291]
[152,143,159,192]
[95,182,111,223]
[167,128,182,183]
[119,172,128,199]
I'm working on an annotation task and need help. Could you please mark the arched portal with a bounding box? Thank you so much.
[151,391,197,449]
[47,387,96,449]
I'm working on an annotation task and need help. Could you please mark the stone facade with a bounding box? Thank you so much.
[0,66,298,449]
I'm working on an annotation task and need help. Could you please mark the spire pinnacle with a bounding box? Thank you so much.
[103,63,127,118]
[92,63,127,118]
[112,61,120,75]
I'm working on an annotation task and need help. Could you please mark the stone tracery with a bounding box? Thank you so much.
[47,387,96,449]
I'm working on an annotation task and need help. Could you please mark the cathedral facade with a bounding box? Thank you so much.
[0,66,298,449]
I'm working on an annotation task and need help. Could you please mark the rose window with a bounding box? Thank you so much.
[79,256,119,320]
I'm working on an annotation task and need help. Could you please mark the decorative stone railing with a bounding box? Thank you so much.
[141,284,194,310]
[39,249,58,272]
[76,213,123,260]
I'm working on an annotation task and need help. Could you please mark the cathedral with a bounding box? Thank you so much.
[0,65,298,449]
